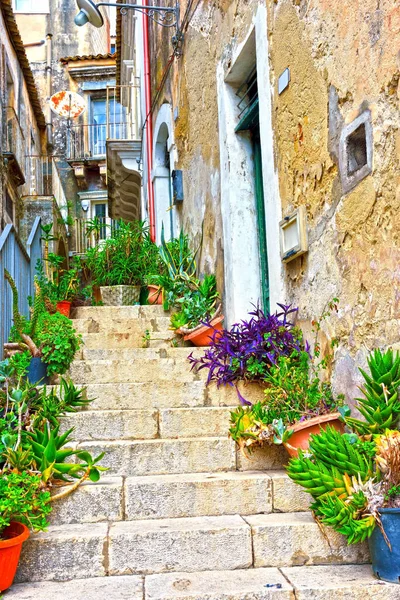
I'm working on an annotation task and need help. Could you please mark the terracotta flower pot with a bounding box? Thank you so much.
[0,522,30,592]
[148,285,163,305]
[284,412,345,458]
[56,300,72,318]
[184,316,224,347]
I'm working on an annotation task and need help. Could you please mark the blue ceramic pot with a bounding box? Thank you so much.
[368,508,400,583]
[27,357,49,385]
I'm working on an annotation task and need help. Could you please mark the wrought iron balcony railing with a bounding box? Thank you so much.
[66,82,140,162]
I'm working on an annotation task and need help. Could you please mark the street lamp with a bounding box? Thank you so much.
[74,0,179,29]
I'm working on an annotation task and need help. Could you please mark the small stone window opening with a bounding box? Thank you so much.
[347,123,367,176]
[339,110,373,194]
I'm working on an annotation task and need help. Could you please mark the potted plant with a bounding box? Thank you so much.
[146,227,199,310]
[0,357,106,592]
[170,275,222,346]
[229,347,345,457]
[190,300,344,455]
[287,348,400,583]
[4,270,82,383]
[85,220,148,306]
[0,471,49,592]
[36,254,80,318]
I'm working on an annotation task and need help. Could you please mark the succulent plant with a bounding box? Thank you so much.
[345,349,400,435]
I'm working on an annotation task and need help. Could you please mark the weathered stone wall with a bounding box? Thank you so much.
[268,0,400,397]
[149,0,400,398]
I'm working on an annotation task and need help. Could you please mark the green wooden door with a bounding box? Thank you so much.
[252,128,270,312]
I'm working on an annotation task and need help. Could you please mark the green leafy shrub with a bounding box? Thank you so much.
[170,274,219,330]
[0,471,51,537]
[35,312,81,376]
[86,220,150,287]
[5,269,81,376]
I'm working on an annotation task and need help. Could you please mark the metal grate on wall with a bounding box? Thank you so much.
[235,65,259,132]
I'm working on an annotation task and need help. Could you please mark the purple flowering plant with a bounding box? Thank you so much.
[188,303,304,394]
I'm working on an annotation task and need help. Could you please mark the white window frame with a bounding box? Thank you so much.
[13,0,50,14]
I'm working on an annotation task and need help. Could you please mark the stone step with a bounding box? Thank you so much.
[15,523,108,583]
[68,358,206,384]
[73,316,172,335]
[77,346,203,361]
[77,437,236,476]
[50,477,124,525]
[61,409,159,441]
[108,515,253,575]
[245,512,370,567]
[159,406,232,438]
[125,471,272,520]
[281,564,400,599]
[80,381,208,410]
[145,568,293,599]
[73,305,167,320]
[3,575,143,600]
[10,565,400,599]
[15,513,371,585]
[49,471,308,525]
[63,406,235,441]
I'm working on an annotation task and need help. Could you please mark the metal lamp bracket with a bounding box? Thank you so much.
[98,1,179,29]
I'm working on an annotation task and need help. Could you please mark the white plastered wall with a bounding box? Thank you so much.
[217,3,284,326]
[152,102,179,244]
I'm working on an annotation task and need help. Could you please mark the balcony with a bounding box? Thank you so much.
[105,83,142,223]
[4,107,27,186]
[74,216,119,254]
[5,107,51,195]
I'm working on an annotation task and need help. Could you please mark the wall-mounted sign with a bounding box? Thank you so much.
[49,91,86,119]
[279,206,308,263]
[278,68,290,95]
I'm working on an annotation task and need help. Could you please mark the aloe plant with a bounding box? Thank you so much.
[345,349,400,435]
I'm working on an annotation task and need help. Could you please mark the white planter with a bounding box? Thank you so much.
[100,285,141,306]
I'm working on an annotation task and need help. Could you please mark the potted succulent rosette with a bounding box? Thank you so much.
[287,348,400,584]
[189,301,344,456]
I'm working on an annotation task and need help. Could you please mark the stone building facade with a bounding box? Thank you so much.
[0,0,47,233]
[14,0,112,253]
[127,0,400,399]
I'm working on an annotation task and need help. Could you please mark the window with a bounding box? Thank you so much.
[94,203,107,239]
[14,0,49,12]
[339,110,373,194]
[5,191,14,222]
[89,97,125,156]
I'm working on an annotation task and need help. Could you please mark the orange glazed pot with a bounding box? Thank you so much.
[184,316,224,347]
[0,522,30,592]
[56,300,72,318]
[148,285,163,305]
[284,412,345,458]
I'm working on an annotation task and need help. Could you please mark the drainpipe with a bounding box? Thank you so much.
[46,33,53,149]
[142,2,156,242]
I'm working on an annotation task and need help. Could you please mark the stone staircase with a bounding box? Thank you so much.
[8,306,400,598]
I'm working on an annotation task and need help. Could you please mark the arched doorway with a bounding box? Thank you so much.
[152,104,177,244]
